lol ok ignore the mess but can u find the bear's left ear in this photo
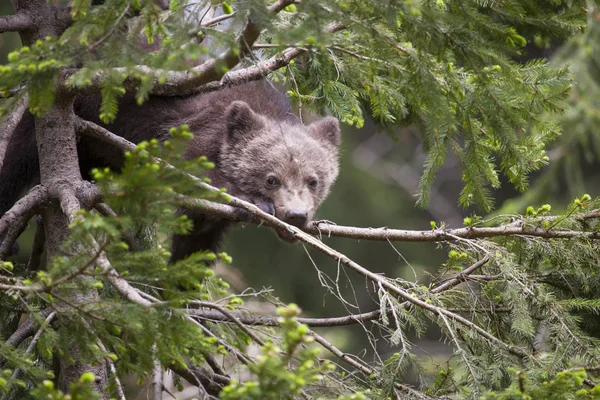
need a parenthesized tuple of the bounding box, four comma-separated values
(308, 117, 341, 149)
(226, 101, 265, 142)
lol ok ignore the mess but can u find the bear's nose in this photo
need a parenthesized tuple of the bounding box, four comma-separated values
(285, 210, 308, 227)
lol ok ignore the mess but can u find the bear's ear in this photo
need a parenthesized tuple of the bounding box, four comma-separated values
(226, 101, 264, 141)
(307, 117, 341, 149)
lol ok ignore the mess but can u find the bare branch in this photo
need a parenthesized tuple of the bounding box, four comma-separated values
(0, 186, 49, 260)
(188, 307, 381, 327)
(308, 219, 600, 242)
(0, 186, 48, 240)
(0, 13, 33, 34)
(188, 301, 265, 346)
(0, 95, 28, 173)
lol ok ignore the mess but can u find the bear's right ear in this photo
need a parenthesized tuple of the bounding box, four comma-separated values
(307, 117, 341, 149)
(226, 101, 265, 141)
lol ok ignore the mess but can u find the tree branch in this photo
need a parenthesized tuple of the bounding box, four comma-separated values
(0, 13, 33, 34)
(97, 340, 126, 400)
(0, 312, 56, 400)
(168, 364, 228, 397)
(0, 186, 48, 244)
(63, 0, 301, 96)
(0, 186, 49, 260)
(187, 301, 265, 346)
(309, 330, 431, 399)
(0, 95, 28, 173)
(3, 309, 53, 349)
(188, 307, 381, 327)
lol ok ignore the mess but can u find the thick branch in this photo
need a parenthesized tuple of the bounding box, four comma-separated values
(0, 13, 33, 34)
(0, 186, 47, 239)
(0, 186, 49, 260)
(0, 95, 28, 172)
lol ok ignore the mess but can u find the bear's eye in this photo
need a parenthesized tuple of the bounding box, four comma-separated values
(266, 176, 280, 188)
(308, 178, 318, 188)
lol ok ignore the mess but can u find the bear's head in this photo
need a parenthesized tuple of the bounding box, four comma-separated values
(220, 101, 341, 242)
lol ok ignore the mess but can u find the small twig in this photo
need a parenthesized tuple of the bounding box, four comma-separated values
(309, 330, 431, 399)
(200, 11, 237, 27)
(186, 301, 265, 345)
(431, 256, 490, 294)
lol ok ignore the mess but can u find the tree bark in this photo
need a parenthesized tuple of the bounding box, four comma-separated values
(11, 0, 108, 397)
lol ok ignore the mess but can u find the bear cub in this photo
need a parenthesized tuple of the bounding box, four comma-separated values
(0, 81, 341, 261)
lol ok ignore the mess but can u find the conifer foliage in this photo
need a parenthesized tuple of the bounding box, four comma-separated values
(1, 0, 599, 399)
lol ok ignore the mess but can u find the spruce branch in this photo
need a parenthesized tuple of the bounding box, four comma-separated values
(0, 13, 33, 34)
(2, 309, 54, 350)
(0, 312, 56, 400)
(309, 330, 429, 399)
(62, 0, 301, 97)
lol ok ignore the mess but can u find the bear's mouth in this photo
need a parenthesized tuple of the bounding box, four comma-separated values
(276, 227, 298, 244)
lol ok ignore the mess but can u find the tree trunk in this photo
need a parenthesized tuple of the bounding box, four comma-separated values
(11, 1, 108, 397)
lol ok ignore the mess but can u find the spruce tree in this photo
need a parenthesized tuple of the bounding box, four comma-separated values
(1, 1, 599, 399)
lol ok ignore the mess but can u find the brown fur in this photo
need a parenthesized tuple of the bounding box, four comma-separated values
(0, 81, 341, 260)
